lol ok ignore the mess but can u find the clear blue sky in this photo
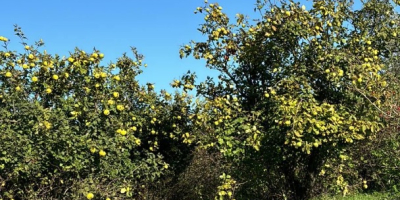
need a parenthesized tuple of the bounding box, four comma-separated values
(1, 0, 315, 93)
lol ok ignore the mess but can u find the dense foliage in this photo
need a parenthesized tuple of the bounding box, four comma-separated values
(0, 27, 197, 199)
(1, 0, 400, 199)
(180, 0, 400, 199)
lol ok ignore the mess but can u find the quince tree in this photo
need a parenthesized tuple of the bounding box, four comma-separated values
(181, 0, 399, 199)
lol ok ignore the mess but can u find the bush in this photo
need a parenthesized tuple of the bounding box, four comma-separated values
(0, 27, 194, 199)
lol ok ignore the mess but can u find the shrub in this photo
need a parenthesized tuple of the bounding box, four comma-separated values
(0, 27, 194, 199)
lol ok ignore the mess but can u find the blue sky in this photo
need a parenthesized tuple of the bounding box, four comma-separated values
(1, 0, 264, 92)
(3, 0, 383, 93)
(1, 0, 328, 93)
